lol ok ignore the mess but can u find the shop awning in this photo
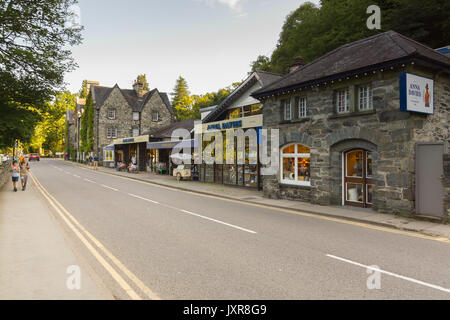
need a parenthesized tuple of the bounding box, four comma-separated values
(146, 139, 196, 150)
(104, 144, 115, 151)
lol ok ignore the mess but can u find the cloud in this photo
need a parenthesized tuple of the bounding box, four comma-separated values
(195, 0, 245, 13)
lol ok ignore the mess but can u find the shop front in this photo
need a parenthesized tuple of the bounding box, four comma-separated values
(197, 70, 282, 190)
(252, 31, 450, 219)
(196, 115, 263, 189)
(113, 135, 149, 171)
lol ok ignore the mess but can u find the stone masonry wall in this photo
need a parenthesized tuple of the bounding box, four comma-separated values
(443, 154, 450, 222)
(140, 91, 173, 133)
(95, 87, 133, 158)
(262, 67, 449, 217)
(0, 161, 12, 189)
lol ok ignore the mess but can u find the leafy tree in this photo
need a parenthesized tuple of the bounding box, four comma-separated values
(251, 0, 449, 75)
(136, 74, 150, 91)
(0, 0, 83, 148)
(80, 92, 93, 152)
(28, 91, 76, 154)
(171, 76, 190, 110)
(249, 55, 271, 74)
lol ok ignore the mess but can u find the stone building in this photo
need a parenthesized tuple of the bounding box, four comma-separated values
(90, 81, 174, 163)
(252, 31, 449, 220)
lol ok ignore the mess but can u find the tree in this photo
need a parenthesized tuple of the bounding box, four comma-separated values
(249, 55, 271, 74)
(80, 92, 94, 152)
(171, 76, 190, 110)
(250, 0, 449, 75)
(0, 0, 83, 148)
(28, 91, 76, 154)
(136, 74, 150, 91)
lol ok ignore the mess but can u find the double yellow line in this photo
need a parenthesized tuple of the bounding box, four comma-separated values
(29, 171, 160, 300)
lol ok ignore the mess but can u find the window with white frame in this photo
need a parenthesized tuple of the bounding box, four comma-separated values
(133, 112, 140, 121)
(132, 127, 139, 137)
(152, 111, 159, 122)
(297, 97, 307, 118)
(107, 109, 116, 119)
(280, 143, 311, 186)
(107, 127, 118, 139)
(358, 85, 373, 111)
(335, 88, 350, 113)
(282, 99, 292, 120)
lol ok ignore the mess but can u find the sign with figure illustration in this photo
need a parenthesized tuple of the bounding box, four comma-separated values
(400, 72, 434, 114)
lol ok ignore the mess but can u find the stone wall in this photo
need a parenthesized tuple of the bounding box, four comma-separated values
(95, 87, 132, 158)
(443, 154, 450, 222)
(141, 91, 173, 133)
(0, 161, 11, 189)
(262, 67, 449, 217)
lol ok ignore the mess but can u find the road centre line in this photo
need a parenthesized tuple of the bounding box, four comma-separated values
(84, 178, 96, 183)
(65, 161, 450, 244)
(127, 193, 159, 204)
(101, 184, 119, 192)
(29, 172, 144, 300)
(126, 192, 256, 234)
(326, 254, 450, 294)
(73, 174, 80, 178)
(180, 210, 257, 234)
(31, 174, 161, 300)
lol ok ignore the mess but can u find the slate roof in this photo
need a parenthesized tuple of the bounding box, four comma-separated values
(90, 85, 173, 114)
(202, 70, 282, 123)
(144, 119, 195, 138)
(253, 31, 450, 98)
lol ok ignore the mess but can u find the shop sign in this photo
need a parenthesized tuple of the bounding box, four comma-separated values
(400, 72, 434, 114)
(207, 120, 242, 131)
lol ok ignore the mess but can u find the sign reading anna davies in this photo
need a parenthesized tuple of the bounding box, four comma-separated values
(400, 72, 434, 114)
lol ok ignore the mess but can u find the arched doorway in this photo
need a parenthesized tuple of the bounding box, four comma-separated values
(344, 149, 373, 207)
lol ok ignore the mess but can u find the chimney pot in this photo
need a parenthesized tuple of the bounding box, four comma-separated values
(289, 56, 305, 73)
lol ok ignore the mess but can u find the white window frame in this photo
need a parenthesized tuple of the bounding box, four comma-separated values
(133, 112, 140, 121)
(358, 85, 373, 111)
(132, 127, 139, 137)
(283, 99, 292, 120)
(280, 143, 311, 186)
(107, 127, 118, 139)
(152, 111, 159, 122)
(107, 109, 116, 119)
(298, 97, 307, 118)
(336, 88, 350, 114)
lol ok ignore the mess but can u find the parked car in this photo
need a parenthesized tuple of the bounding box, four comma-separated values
(29, 153, 40, 161)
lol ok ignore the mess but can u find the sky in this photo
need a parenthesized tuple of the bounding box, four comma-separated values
(65, 0, 321, 96)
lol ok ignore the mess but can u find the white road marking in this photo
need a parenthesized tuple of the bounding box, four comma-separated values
(64, 171, 71, 175)
(73, 174, 80, 178)
(29, 172, 145, 300)
(127, 193, 159, 204)
(84, 178, 96, 183)
(326, 254, 450, 294)
(101, 184, 118, 192)
(180, 209, 257, 234)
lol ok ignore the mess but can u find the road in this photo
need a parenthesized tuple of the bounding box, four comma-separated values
(29, 159, 450, 299)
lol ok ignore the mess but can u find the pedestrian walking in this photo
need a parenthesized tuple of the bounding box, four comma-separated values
(93, 154, 99, 170)
(19, 160, 30, 191)
(11, 160, 20, 192)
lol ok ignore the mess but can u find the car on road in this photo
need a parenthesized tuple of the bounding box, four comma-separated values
(29, 153, 40, 161)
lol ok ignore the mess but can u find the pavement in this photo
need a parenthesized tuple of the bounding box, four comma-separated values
(19, 159, 449, 299)
(70, 160, 450, 239)
(0, 172, 112, 300)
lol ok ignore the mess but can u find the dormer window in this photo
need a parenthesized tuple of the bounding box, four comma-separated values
(152, 111, 159, 122)
(133, 112, 140, 121)
(107, 109, 116, 119)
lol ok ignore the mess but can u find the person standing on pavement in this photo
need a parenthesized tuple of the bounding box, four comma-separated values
(11, 160, 20, 192)
(19, 160, 30, 191)
(93, 154, 99, 170)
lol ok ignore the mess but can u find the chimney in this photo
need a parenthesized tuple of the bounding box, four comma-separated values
(289, 56, 305, 73)
(133, 80, 145, 97)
